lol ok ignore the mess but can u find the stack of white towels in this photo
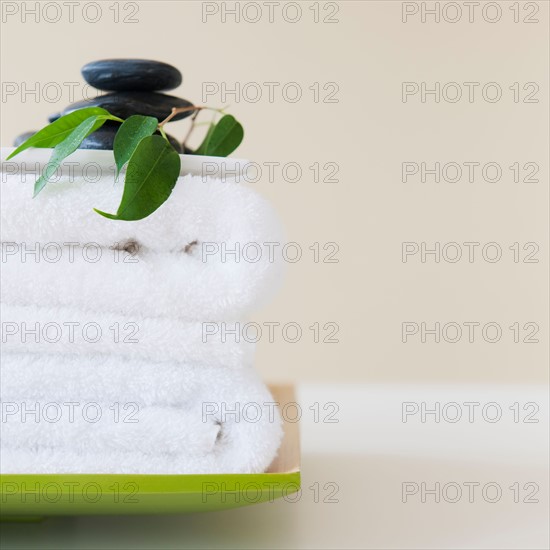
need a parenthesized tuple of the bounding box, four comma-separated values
(0, 161, 284, 474)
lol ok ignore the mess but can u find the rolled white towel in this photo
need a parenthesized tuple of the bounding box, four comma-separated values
(2, 402, 219, 455)
(1, 304, 253, 368)
(0, 445, 279, 475)
(0, 168, 282, 254)
(0, 353, 260, 408)
(0, 361, 283, 474)
(1, 245, 281, 321)
(1, 171, 284, 319)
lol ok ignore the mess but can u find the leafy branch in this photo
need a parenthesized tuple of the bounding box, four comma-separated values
(7, 105, 244, 221)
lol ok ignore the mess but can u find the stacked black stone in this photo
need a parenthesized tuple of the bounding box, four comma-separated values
(14, 59, 194, 153)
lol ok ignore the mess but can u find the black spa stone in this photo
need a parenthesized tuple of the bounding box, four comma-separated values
(13, 131, 36, 147)
(78, 123, 119, 150)
(48, 112, 61, 123)
(62, 92, 195, 122)
(167, 135, 183, 153)
(78, 122, 183, 153)
(81, 59, 182, 92)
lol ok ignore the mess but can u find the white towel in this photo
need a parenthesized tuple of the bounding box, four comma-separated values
(0, 446, 279, 475)
(1, 304, 253, 368)
(1, 172, 284, 319)
(1, 170, 282, 254)
(1, 245, 279, 321)
(0, 356, 283, 474)
(0, 353, 258, 407)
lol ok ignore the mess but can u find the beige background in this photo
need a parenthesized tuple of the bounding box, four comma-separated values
(1, 0, 548, 384)
(1, 3, 548, 549)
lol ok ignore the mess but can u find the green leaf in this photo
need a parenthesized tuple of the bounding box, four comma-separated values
(194, 122, 216, 156)
(113, 115, 159, 178)
(94, 135, 180, 221)
(7, 108, 116, 159)
(33, 116, 107, 197)
(201, 114, 244, 157)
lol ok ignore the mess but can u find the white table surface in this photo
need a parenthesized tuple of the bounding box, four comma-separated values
(1, 384, 548, 550)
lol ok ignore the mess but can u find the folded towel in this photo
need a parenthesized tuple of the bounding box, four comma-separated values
(1, 171, 282, 253)
(1, 446, 279, 475)
(0, 157, 286, 475)
(1, 304, 253, 368)
(1, 172, 284, 319)
(0, 353, 261, 408)
(1, 245, 279, 321)
(0, 360, 283, 474)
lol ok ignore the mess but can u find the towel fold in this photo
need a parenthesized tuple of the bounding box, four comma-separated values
(2, 402, 220, 456)
(1, 172, 283, 253)
(1, 304, 253, 368)
(1, 245, 279, 321)
(1, 173, 284, 319)
(0, 446, 279, 475)
(0, 358, 283, 474)
(0, 353, 261, 407)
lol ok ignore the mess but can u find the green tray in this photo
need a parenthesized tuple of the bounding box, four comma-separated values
(0, 386, 300, 520)
(0, 471, 301, 519)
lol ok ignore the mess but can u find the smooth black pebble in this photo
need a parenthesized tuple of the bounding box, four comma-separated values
(81, 59, 182, 92)
(78, 123, 119, 150)
(13, 131, 36, 147)
(48, 112, 61, 123)
(78, 122, 182, 153)
(166, 135, 183, 153)
(63, 92, 195, 122)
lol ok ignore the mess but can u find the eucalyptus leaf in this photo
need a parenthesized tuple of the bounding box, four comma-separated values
(94, 135, 180, 221)
(7, 108, 116, 159)
(33, 116, 108, 197)
(201, 114, 244, 157)
(113, 115, 159, 178)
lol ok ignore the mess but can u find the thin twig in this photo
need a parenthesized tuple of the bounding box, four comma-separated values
(158, 105, 227, 128)
(158, 106, 203, 128)
(181, 110, 200, 151)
